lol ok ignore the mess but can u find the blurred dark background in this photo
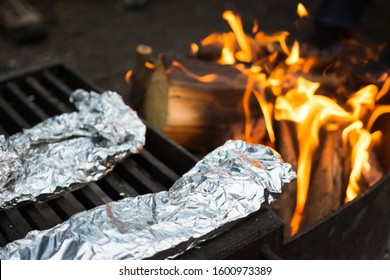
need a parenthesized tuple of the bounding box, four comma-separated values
(0, 0, 389, 96)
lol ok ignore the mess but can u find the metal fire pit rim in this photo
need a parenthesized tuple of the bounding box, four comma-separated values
(284, 171, 390, 245)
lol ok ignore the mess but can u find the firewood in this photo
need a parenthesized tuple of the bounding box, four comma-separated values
(370, 114, 390, 171)
(142, 53, 261, 151)
(128, 44, 154, 110)
(362, 147, 384, 187)
(303, 73, 339, 94)
(341, 129, 352, 204)
(270, 120, 298, 237)
(300, 128, 344, 230)
(342, 130, 383, 202)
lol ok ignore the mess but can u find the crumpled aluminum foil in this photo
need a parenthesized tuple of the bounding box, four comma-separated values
(0, 89, 146, 209)
(0, 140, 296, 260)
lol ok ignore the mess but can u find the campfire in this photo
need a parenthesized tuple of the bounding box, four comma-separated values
(129, 3, 390, 237)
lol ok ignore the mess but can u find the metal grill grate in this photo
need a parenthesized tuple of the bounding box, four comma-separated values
(0, 61, 199, 246)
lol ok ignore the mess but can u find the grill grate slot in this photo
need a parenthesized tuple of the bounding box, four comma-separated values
(41, 70, 74, 98)
(72, 187, 108, 210)
(18, 205, 61, 230)
(0, 95, 31, 131)
(144, 128, 198, 175)
(22, 77, 71, 116)
(5, 82, 49, 122)
(132, 150, 180, 187)
(95, 175, 140, 200)
(46, 193, 87, 221)
(115, 161, 168, 195)
(0, 212, 23, 242)
(88, 183, 113, 204)
(5, 209, 33, 235)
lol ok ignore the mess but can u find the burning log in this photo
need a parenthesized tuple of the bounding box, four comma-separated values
(300, 128, 345, 230)
(294, 119, 384, 231)
(141, 53, 261, 151)
(373, 114, 390, 172)
(362, 146, 384, 187)
(270, 120, 298, 237)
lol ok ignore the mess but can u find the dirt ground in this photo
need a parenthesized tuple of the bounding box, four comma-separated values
(0, 0, 388, 95)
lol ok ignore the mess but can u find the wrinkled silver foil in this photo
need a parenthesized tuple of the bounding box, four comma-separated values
(0, 89, 146, 209)
(0, 140, 295, 260)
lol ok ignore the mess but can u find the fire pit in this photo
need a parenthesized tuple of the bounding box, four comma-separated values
(0, 60, 389, 259)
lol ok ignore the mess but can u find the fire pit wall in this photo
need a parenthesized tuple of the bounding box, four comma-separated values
(281, 113, 390, 259)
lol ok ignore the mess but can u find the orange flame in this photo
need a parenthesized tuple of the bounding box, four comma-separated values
(185, 8, 390, 235)
(297, 3, 309, 18)
(367, 105, 390, 132)
(343, 122, 371, 202)
(191, 43, 199, 56)
(145, 61, 156, 69)
(170, 60, 218, 83)
(222, 10, 253, 63)
(125, 70, 133, 83)
(286, 41, 303, 65)
(252, 20, 259, 34)
(255, 31, 290, 55)
(219, 33, 237, 65)
(376, 77, 390, 101)
(275, 77, 357, 234)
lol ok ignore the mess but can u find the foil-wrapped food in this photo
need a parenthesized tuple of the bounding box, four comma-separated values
(0, 140, 296, 260)
(0, 89, 146, 209)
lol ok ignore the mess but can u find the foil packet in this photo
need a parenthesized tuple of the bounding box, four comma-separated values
(0, 140, 296, 260)
(0, 89, 146, 209)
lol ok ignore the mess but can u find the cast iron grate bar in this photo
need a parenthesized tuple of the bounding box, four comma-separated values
(5, 82, 50, 121)
(0, 212, 21, 242)
(0, 95, 31, 130)
(5, 209, 33, 235)
(42, 70, 74, 97)
(95, 175, 140, 200)
(25, 76, 73, 113)
(17, 205, 58, 231)
(46, 193, 86, 221)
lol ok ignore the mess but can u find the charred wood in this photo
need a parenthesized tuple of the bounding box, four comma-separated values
(300, 128, 344, 230)
(270, 120, 298, 237)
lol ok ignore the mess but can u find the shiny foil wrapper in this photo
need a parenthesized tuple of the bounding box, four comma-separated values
(0, 140, 296, 260)
(0, 89, 146, 209)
